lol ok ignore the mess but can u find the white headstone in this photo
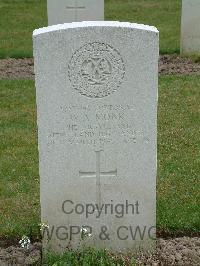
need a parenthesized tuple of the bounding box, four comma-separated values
(47, 0, 104, 26)
(33, 21, 159, 253)
(181, 0, 200, 55)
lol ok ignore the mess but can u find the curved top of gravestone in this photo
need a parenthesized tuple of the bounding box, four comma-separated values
(33, 21, 158, 37)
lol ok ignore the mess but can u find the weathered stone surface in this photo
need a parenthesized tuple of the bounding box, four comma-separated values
(181, 0, 200, 55)
(47, 0, 104, 25)
(33, 21, 158, 253)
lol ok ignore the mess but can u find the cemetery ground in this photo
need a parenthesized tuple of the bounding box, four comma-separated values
(0, 0, 199, 265)
(0, 77, 199, 265)
(0, 0, 181, 58)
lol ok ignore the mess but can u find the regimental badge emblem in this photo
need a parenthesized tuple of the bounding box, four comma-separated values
(68, 42, 125, 98)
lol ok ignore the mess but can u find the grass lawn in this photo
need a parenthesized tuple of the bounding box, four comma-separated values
(43, 248, 137, 266)
(157, 76, 200, 233)
(0, 80, 39, 237)
(0, 0, 181, 58)
(0, 76, 199, 239)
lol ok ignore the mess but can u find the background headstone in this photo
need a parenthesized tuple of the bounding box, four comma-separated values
(181, 0, 200, 55)
(33, 21, 159, 253)
(47, 0, 104, 26)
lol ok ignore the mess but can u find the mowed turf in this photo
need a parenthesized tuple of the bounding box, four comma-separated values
(0, 0, 181, 58)
(0, 76, 199, 238)
(157, 76, 200, 233)
(0, 80, 39, 237)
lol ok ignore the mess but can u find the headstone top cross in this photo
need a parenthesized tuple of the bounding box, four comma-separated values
(66, 1, 86, 21)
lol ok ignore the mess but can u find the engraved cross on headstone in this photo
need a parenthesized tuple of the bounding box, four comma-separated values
(79, 150, 117, 206)
(66, 0, 86, 22)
